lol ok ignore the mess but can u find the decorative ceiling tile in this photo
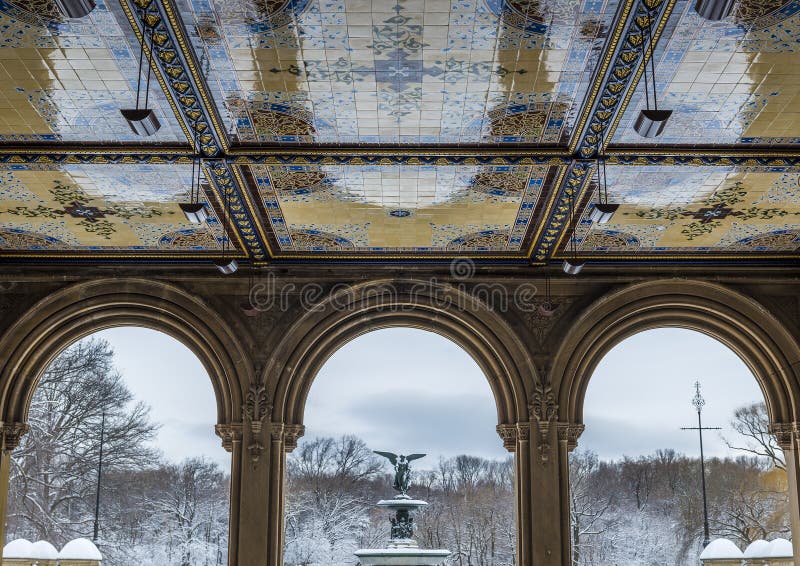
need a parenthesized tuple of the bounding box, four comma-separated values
(180, 0, 619, 144)
(247, 163, 550, 253)
(613, 0, 800, 145)
(0, 163, 231, 253)
(573, 166, 800, 255)
(0, 0, 184, 143)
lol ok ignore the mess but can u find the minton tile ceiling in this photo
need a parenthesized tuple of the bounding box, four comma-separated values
(247, 163, 549, 253)
(0, 163, 232, 254)
(0, 0, 799, 264)
(613, 0, 800, 145)
(571, 166, 800, 256)
(182, 0, 618, 144)
(0, 1, 184, 143)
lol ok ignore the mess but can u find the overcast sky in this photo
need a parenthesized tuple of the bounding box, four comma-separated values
(93, 325, 764, 470)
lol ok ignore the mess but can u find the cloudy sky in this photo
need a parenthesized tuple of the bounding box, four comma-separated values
(94, 325, 764, 470)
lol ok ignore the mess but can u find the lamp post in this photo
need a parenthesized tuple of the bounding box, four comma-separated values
(93, 410, 105, 542)
(681, 382, 720, 548)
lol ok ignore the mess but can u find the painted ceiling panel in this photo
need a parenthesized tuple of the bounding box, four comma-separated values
(613, 0, 800, 145)
(181, 0, 618, 145)
(248, 163, 550, 253)
(0, 0, 184, 143)
(573, 165, 800, 255)
(0, 163, 229, 253)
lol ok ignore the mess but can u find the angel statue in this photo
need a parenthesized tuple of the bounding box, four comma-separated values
(374, 451, 426, 496)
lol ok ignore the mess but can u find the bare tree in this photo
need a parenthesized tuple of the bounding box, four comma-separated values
(569, 450, 614, 566)
(724, 402, 785, 470)
(6, 337, 159, 546)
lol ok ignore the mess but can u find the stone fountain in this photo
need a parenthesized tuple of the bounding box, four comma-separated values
(354, 452, 450, 566)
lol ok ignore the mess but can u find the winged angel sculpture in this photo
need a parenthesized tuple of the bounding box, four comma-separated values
(374, 451, 426, 496)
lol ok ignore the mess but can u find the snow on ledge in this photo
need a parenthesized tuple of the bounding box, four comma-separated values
(769, 538, 794, 558)
(59, 538, 103, 560)
(3, 538, 33, 558)
(699, 538, 743, 560)
(31, 540, 59, 560)
(743, 539, 772, 558)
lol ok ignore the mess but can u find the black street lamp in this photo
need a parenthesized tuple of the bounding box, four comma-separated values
(681, 382, 721, 548)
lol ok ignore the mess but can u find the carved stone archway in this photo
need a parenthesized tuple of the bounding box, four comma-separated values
(261, 279, 538, 565)
(268, 279, 534, 430)
(0, 278, 250, 562)
(549, 278, 800, 560)
(551, 279, 800, 427)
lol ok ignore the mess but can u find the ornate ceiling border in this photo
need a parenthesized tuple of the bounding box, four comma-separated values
(532, 0, 677, 263)
(121, 0, 226, 156)
(204, 161, 269, 262)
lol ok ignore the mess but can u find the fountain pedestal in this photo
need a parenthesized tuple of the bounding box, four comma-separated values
(354, 496, 450, 566)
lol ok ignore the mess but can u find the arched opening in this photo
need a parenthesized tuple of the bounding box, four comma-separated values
(284, 327, 516, 566)
(569, 328, 790, 564)
(0, 278, 248, 565)
(4, 326, 232, 565)
(551, 280, 800, 566)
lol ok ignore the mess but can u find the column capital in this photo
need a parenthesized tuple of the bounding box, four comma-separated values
(496, 424, 518, 452)
(283, 424, 305, 452)
(555, 422, 585, 452)
(769, 421, 799, 450)
(215, 422, 243, 453)
(1, 422, 28, 452)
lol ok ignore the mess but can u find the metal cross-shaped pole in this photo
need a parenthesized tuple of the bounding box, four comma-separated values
(93, 410, 106, 542)
(681, 382, 721, 548)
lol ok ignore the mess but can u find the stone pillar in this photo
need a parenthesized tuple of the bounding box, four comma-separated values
(215, 423, 243, 566)
(556, 423, 585, 566)
(0, 423, 27, 548)
(771, 422, 800, 560)
(516, 423, 532, 566)
(527, 381, 570, 566)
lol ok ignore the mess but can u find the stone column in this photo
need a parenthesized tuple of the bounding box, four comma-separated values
(516, 423, 532, 566)
(215, 423, 243, 566)
(772, 422, 800, 558)
(526, 381, 574, 566)
(556, 423, 585, 566)
(0, 423, 28, 547)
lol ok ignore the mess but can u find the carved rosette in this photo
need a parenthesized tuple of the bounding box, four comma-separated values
(215, 422, 243, 452)
(496, 424, 518, 451)
(529, 378, 558, 465)
(769, 422, 796, 450)
(556, 422, 585, 452)
(1, 422, 29, 451)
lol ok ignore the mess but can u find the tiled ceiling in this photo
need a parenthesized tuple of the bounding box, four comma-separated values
(0, 0, 798, 265)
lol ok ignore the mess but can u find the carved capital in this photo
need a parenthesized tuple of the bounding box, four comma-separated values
(1, 422, 29, 451)
(770, 422, 796, 450)
(516, 422, 530, 441)
(270, 423, 285, 441)
(556, 422, 585, 452)
(243, 381, 272, 435)
(215, 422, 243, 453)
(284, 424, 305, 452)
(496, 424, 517, 452)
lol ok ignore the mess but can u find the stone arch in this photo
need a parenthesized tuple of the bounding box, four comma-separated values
(0, 278, 248, 428)
(552, 279, 800, 429)
(266, 279, 534, 439)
